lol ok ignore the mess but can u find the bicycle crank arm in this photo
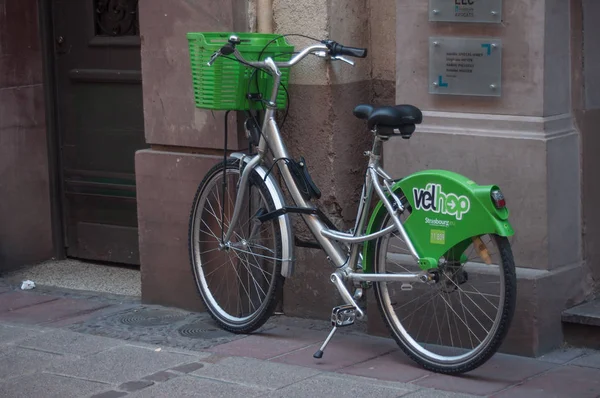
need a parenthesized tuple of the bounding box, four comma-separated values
(348, 272, 431, 283)
(330, 272, 364, 319)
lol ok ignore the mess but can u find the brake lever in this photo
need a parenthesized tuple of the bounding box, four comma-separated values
(331, 56, 355, 66)
(207, 51, 221, 67)
(313, 51, 354, 66)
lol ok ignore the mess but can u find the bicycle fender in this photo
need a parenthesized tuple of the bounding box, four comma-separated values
(363, 170, 514, 273)
(230, 153, 295, 278)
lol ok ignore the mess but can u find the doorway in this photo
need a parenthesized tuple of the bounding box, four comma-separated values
(52, 0, 148, 265)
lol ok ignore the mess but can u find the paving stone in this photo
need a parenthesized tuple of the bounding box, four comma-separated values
(403, 390, 481, 398)
(0, 292, 58, 313)
(0, 324, 43, 345)
(0, 297, 111, 325)
(339, 350, 431, 383)
(493, 365, 600, 398)
(119, 380, 154, 392)
(50, 345, 210, 384)
(17, 329, 123, 356)
(119, 342, 214, 360)
(536, 347, 588, 364)
(170, 362, 204, 373)
(570, 351, 600, 369)
(91, 391, 128, 398)
(0, 347, 71, 381)
(270, 332, 398, 371)
(414, 354, 556, 396)
(198, 352, 230, 364)
(0, 373, 108, 398)
(44, 304, 122, 328)
(192, 356, 321, 390)
(208, 325, 324, 359)
(267, 373, 416, 398)
(143, 371, 179, 383)
(127, 374, 265, 397)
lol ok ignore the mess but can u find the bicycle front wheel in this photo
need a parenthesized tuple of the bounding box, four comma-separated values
(373, 198, 516, 374)
(188, 159, 284, 333)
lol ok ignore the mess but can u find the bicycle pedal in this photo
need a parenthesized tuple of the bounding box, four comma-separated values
(331, 304, 356, 327)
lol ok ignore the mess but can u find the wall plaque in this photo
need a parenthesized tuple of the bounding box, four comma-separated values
(428, 37, 502, 97)
(429, 0, 502, 23)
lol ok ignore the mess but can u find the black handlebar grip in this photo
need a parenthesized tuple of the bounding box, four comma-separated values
(220, 43, 235, 56)
(323, 40, 368, 58)
(337, 45, 367, 58)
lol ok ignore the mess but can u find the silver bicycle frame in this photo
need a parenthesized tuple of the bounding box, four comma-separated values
(220, 44, 424, 284)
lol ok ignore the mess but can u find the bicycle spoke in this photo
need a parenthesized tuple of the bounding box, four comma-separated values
(400, 290, 440, 321)
(229, 248, 268, 298)
(442, 289, 455, 347)
(444, 277, 495, 323)
(228, 246, 282, 262)
(227, 254, 257, 313)
(461, 284, 499, 310)
(203, 259, 230, 278)
(438, 293, 483, 344)
(459, 289, 475, 349)
(386, 256, 414, 273)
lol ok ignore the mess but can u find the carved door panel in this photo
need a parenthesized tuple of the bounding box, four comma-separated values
(53, 0, 148, 264)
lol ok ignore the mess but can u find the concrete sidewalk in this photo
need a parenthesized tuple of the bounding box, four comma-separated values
(1, 281, 599, 398)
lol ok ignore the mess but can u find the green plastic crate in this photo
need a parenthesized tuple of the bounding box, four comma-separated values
(187, 32, 295, 111)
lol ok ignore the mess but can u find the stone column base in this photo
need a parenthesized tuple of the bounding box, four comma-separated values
(135, 149, 222, 311)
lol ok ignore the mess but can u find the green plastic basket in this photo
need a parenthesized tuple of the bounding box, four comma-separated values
(187, 32, 295, 111)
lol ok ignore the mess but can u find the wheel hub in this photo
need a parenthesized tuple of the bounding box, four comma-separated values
(438, 263, 469, 293)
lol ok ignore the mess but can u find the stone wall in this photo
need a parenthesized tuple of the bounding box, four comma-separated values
(136, 0, 246, 309)
(372, 0, 590, 356)
(0, 0, 53, 273)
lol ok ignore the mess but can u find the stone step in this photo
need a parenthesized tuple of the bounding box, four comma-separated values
(562, 298, 600, 350)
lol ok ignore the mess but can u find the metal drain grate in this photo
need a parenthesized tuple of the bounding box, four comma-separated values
(118, 308, 188, 327)
(178, 321, 230, 339)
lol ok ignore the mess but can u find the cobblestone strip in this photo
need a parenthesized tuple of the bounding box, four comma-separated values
(90, 361, 212, 397)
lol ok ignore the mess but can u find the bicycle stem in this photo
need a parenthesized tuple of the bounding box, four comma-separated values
(263, 58, 281, 108)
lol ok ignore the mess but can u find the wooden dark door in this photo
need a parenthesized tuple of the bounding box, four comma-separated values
(53, 0, 148, 265)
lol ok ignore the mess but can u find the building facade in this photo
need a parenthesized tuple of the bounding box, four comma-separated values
(1, 0, 598, 356)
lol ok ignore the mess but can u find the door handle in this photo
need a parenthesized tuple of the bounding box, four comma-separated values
(56, 36, 68, 54)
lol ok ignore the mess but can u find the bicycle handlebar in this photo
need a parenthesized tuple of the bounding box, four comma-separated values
(205, 35, 368, 107)
(207, 36, 368, 71)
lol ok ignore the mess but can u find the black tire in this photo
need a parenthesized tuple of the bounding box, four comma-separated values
(372, 204, 516, 374)
(188, 158, 284, 334)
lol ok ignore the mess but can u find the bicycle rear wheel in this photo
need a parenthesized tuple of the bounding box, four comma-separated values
(188, 159, 284, 333)
(372, 194, 516, 374)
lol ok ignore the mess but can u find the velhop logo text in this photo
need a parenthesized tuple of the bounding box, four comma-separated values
(413, 183, 471, 220)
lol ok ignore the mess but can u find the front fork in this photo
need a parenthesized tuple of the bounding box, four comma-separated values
(221, 153, 262, 244)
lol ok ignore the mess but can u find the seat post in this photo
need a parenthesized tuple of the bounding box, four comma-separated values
(371, 133, 385, 158)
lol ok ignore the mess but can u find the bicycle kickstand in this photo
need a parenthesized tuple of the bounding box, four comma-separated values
(313, 304, 357, 358)
(314, 271, 365, 358)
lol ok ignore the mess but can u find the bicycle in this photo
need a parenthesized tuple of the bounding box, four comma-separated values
(187, 33, 516, 375)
